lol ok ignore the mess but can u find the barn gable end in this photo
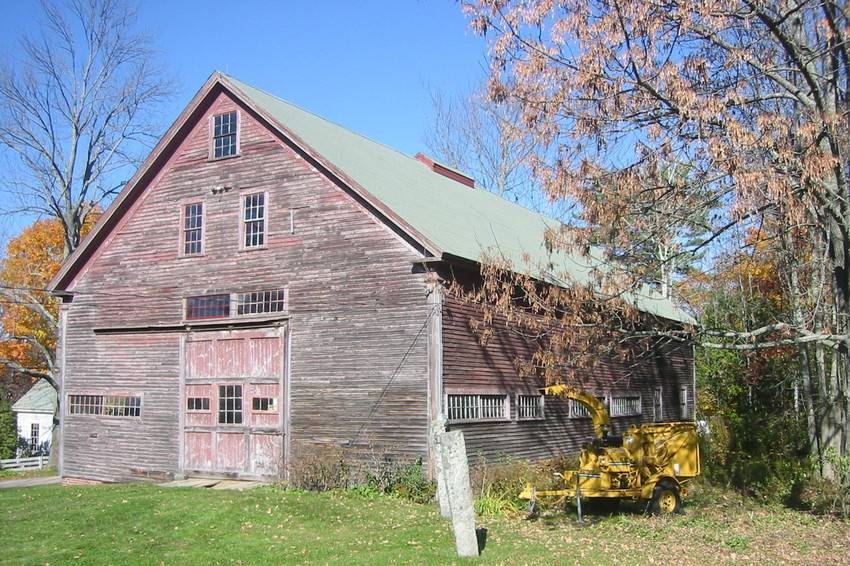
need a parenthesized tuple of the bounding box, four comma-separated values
(57, 81, 434, 482)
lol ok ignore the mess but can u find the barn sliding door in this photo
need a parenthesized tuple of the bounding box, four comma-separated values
(182, 328, 286, 478)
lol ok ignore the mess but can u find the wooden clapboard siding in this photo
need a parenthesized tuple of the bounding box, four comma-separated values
(61, 89, 431, 481)
(441, 295, 694, 462)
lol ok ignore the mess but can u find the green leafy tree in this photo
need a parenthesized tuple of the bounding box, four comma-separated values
(0, 398, 17, 460)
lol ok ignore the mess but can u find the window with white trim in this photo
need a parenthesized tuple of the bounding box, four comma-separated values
(218, 385, 243, 424)
(569, 396, 607, 419)
(29, 423, 39, 451)
(182, 202, 204, 255)
(447, 394, 508, 422)
(242, 192, 266, 248)
(609, 394, 642, 417)
(680, 386, 689, 419)
(212, 111, 238, 158)
(517, 394, 545, 420)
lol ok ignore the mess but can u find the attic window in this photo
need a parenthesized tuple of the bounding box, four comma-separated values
(213, 111, 238, 158)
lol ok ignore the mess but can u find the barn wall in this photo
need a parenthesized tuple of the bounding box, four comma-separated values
(441, 295, 695, 462)
(61, 88, 431, 481)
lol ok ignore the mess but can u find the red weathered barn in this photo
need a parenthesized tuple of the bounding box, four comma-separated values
(48, 73, 694, 482)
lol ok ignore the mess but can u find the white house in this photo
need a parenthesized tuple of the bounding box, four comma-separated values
(12, 380, 57, 455)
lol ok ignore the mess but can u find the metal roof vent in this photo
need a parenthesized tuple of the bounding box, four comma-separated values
(415, 153, 475, 188)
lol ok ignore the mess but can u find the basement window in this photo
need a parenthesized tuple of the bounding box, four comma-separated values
(186, 294, 231, 320)
(447, 393, 508, 422)
(212, 111, 238, 158)
(569, 396, 607, 419)
(68, 394, 141, 417)
(252, 397, 277, 412)
(609, 395, 642, 417)
(104, 395, 142, 417)
(187, 397, 211, 412)
(218, 385, 243, 424)
(516, 394, 545, 420)
(69, 395, 104, 415)
(182, 202, 204, 255)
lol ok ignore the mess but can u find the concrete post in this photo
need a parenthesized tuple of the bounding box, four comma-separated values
(438, 430, 479, 558)
(430, 419, 451, 518)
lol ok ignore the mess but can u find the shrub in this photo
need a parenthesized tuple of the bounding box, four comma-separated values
(469, 454, 568, 516)
(365, 456, 435, 504)
(0, 399, 16, 460)
(287, 443, 351, 491)
(788, 449, 850, 517)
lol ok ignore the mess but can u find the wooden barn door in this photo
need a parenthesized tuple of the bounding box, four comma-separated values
(182, 327, 286, 478)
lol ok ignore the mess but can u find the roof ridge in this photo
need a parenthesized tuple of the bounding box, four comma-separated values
(221, 73, 426, 166)
(221, 73, 571, 228)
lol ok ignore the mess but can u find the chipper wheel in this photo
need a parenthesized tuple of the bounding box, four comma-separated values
(649, 480, 682, 515)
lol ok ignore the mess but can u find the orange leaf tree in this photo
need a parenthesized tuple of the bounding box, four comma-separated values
(0, 214, 99, 387)
(463, 1, 850, 474)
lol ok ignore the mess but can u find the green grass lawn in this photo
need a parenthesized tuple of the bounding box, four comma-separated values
(0, 467, 57, 480)
(0, 482, 847, 565)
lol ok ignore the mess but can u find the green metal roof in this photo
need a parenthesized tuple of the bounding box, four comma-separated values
(12, 379, 57, 414)
(225, 75, 694, 324)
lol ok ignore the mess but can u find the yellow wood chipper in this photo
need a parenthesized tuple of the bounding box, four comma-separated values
(519, 385, 700, 516)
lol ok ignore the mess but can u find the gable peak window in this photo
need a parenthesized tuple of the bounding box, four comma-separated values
(213, 111, 238, 158)
(242, 192, 267, 248)
(182, 202, 204, 255)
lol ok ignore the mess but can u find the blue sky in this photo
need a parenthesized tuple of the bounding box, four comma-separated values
(0, 0, 488, 241)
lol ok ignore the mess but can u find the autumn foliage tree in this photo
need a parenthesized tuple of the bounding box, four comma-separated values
(0, 215, 98, 388)
(462, 0, 850, 475)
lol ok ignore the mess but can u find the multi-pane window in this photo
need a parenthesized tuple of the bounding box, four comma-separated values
(237, 289, 286, 315)
(104, 395, 142, 417)
(252, 397, 277, 412)
(187, 397, 210, 412)
(243, 193, 266, 248)
(680, 386, 689, 419)
(182, 203, 203, 255)
(29, 423, 39, 452)
(218, 385, 243, 424)
(68, 394, 141, 417)
(213, 111, 238, 158)
(185, 290, 288, 321)
(186, 294, 231, 320)
(517, 394, 545, 420)
(69, 394, 104, 415)
(569, 396, 607, 419)
(609, 395, 642, 417)
(446, 394, 507, 422)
